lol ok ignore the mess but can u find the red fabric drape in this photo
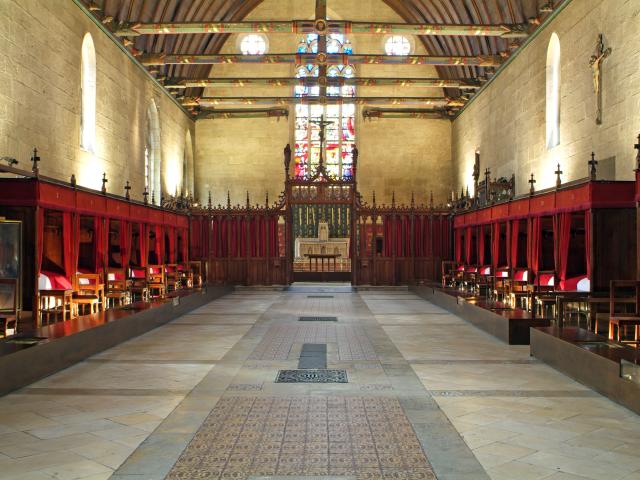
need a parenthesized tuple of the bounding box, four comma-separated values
(120, 221, 131, 268)
(404, 216, 411, 257)
(557, 213, 572, 282)
(423, 216, 432, 257)
(182, 228, 188, 263)
(168, 227, 176, 263)
(94, 217, 105, 272)
(240, 218, 248, 257)
(414, 216, 422, 257)
(62, 212, 74, 280)
(269, 217, 279, 257)
(455, 228, 462, 263)
(383, 216, 392, 257)
(465, 226, 472, 264)
(154, 225, 163, 264)
(139, 223, 148, 267)
(396, 217, 403, 256)
(528, 217, 541, 274)
(492, 222, 501, 269)
(434, 217, 442, 258)
(190, 217, 201, 259)
(478, 226, 485, 266)
(220, 218, 227, 257)
(258, 217, 266, 257)
(585, 211, 591, 279)
(36, 209, 44, 274)
(510, 220, 520, 269)
(230, 219, 238, 257)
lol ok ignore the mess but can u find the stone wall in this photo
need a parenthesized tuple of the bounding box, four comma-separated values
(195, 0, 453, 207)
(452, 0, 640, 195)
(0, 0, 194, 202)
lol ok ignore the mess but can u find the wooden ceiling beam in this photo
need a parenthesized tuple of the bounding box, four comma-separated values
(114, 20, 528, 38)
(165, 77, 482, 89)
(181, 96, 465, 108)
(140, 53, 503, 67)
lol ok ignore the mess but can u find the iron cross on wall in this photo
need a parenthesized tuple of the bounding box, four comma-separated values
(589, 33, 612, 125)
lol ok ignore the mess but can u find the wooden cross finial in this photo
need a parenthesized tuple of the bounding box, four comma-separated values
(411, 191, 415, 207)
(208, 191, 212, 209)
(588, 152, 598, 180)
(227, 190, 231, 209)
(283, 144, 291, 178)
(31, 147, 40, 176)
(101, 172, 108, 194)
(430, 190, 434, 209)
(634, 133, 640, 172)
(554, 163, 563, 188)
(372, 191, 376, 207)
(265, 191, 269, 207)
(143, 187, 149, 205)
(70, 174, 76, 188)
(246, 190, 250, 208)
(529, 173, 536, 195)
(124, 180, 131, 200)
(465, 186, 469, 198)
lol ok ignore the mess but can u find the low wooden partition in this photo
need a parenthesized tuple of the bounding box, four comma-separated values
(0, 286, 231, 396)
(411, 284, 550, 344)
(531, 327, 640, 414)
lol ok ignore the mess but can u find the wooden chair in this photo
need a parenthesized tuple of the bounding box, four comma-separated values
(0, 279, 19, 337)
(147, 265, 165, 298)
(164, 264, 181, 292)
(178, 263, 193, 288)
(72, 273, 103, 315)
(190, 261, 203, 287)
(38, 272, 74, 324)
(441, 261, 459, 288)
(609, 280, 640, 343)
(531, 271, 557, 318)
(493, 266, 510, 302)
(129, 267, 149, 302)
(508, 269, 530, 308)
(476, 266, 492, 297)
(106, 268, 131, 308)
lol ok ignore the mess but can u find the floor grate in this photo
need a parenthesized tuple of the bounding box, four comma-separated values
(275, 369, 348, 383)
(307, 295, 334, 298)
(298, 316, 338, 322)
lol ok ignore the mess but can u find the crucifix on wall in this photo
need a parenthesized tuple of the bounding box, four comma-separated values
(589, 33, 612, 125)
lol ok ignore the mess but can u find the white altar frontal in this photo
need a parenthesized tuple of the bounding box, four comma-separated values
(294, 222, 350, 259)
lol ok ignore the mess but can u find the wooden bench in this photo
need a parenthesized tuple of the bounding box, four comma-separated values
(609, 280, 640, 343)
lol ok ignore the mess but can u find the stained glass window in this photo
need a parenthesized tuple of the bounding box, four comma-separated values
(294, 34, 355, 178)
(240, 34, 267, 55)
(384, 35, 411, 56)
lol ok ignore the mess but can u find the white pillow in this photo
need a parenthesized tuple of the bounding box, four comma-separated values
(38, 273, 52, 290)
(577, 277, 590, 292)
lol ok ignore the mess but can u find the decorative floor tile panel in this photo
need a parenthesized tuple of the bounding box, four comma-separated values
(165, 396, 436, 480)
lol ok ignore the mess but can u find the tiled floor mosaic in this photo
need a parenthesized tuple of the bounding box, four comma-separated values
(249, 324, 377, 361)
(165, 396, 436, 480)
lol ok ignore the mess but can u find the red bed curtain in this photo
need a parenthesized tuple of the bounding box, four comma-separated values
(527, 217, 541, 274)
(62, 212, 74, 280)
(396, 217, 403, 256)
(455, 228, 462, 263)
(119, 221, 131, 269)
(510, 220, 519, 269)
(585, 211, 591, 279)
(190, 217, 201, 259)
(423, 216, 432, 257)
(168, 227, 176, 264)
(492, 222, 501, 269)
(139, 223, 148, 267)
(478, 226, 485, 266)
(181, 228, 189, 263)
(154, 225, 163, 264)
(36, 209, 44, 275)
(557, 213, 572, 283)
(269, 216, 279, 257)
(465, 226, 472, 265)
(94, 217, 106, 272)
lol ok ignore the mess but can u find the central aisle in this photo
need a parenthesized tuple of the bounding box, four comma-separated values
(113, 288, 486, 480)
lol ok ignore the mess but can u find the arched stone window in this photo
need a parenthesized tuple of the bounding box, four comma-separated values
(146, 100, 162, 204)
(183, 130, 195, 197)
(80, 33, 96, 152)
(546, 33, 561, 149)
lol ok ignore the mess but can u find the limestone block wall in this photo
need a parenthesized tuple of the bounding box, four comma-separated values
(194, 0, 453, 207)
(0, 0, 194, 202)
(452, 0, 640, 195)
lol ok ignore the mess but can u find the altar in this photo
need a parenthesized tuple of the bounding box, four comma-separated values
(294, 221, 350, 260)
